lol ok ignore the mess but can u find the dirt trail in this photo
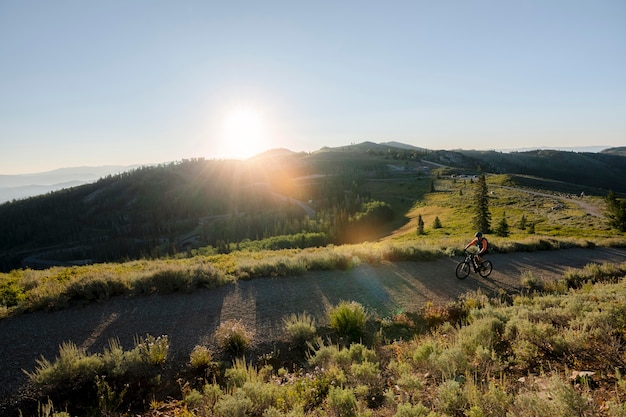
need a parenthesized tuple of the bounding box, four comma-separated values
(1, 247, 625, 408)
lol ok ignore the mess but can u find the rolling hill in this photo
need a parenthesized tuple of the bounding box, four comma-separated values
(0, 143, 624, 272)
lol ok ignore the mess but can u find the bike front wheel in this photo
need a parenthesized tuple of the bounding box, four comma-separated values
(478, 260, 493, 277)
(455, 261, 471, 279)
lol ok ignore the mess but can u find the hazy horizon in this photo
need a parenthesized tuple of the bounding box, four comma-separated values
(1, 1, 624, 175)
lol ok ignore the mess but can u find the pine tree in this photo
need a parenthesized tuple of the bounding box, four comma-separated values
(417, 214, 425, 235)
(472, 174, 491, 233)
(433, 216, 442, 229)
(495, 212, 509, 237)
(605, 191, 626, 232)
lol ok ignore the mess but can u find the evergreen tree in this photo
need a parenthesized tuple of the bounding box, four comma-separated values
(472, 174, 491, 233)
(417, 214, 425, 235)
(605, 191, 626, 232)
(433, 216, 442, 229)
(495, 212, 509, 237)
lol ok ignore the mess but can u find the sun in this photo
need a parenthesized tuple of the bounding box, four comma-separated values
(217, 106, 269, 159)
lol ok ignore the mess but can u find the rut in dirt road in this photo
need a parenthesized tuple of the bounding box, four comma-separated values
(1, 247, 625, 408)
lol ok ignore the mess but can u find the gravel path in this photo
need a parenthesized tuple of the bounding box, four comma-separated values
(1, 247, 625, 411)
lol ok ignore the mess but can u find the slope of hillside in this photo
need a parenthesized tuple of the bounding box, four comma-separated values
(0, 143, 623, 272)
(425, 149, 626, 194)
(602, 146, 626, 156)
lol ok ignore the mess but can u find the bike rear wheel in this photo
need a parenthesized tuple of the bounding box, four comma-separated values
(455, 261, 471, 279)
(478, 260, 493, 277)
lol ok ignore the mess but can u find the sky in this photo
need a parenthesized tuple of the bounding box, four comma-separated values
(1, 1, 625, 175)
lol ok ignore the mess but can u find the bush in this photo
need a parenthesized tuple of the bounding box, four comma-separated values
(214, 390, 253, 417)
(133, 269, 192, 294)
(225, 357, 259, 388)
(215, 320, 252, 356)
(283, 312, 317, 346)
(327, 301, 368, 341)
(327, 386, 357, 417)
(27, 334, 169, 414)
(394, 402, 430, 417)
(189, 345, 213, 369)
(436, 379, 467, 415)
(27, 341, 103, 391)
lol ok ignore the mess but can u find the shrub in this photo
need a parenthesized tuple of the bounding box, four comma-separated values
(184, 388, 205, 409)
(95, 375, 127, 415)
(225, 357, 258, 388)
(242, 381, 279, 416)
(327, 386, 357, 417)
(283, 312, 317, 346)
(189, 345, 214, 369)
(28, 334, 168, 412)
(327, 301, 368, 341)
(509, 375, 592, 417)
(134, 334, 169, 365)
(394, 402, 430, 417)
(214, 390, 253, 417)
(28, 341, 103, 390)
(436, 379, 467, 415)
(215, 319, 252, 356)
(35, 399, 72, 417)
(133, 269, 192, 294)
(350, 360, 380, 386)
(520, 270, 541, 291)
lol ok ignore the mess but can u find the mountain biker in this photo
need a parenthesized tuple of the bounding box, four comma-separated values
(464, 232, 488, 267)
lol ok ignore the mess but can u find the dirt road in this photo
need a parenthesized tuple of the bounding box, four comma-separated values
(1, 247, 625, 408)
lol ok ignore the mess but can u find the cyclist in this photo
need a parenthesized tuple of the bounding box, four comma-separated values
(464, 232, 488, 267)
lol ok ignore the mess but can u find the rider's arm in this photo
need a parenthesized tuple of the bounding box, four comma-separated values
(464, 237, 477, 250)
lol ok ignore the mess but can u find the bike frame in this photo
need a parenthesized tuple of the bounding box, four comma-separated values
(456, 250, 493, 279)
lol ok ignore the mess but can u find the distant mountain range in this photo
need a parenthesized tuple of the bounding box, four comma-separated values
(0, 165, 140, 203)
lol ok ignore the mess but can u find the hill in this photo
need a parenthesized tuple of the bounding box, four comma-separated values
(0, 150, 432, 271)
(424, 148, 626, 194)
(602, 146, 626, 156)
(0, 142, 624, 272)
(0, 165, 140, 204)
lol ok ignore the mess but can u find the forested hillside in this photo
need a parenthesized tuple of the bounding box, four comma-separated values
(0, 148, 431, 272)
(424, 149, 626, 194)
(1, 143, 624, 272)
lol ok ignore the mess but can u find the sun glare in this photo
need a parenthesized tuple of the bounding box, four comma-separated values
(218, 106, 269, 159)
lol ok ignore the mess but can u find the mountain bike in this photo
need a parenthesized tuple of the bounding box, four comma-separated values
(455, 250, 493, 279)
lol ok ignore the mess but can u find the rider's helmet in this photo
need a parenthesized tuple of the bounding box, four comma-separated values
(475, 231, 483, 238)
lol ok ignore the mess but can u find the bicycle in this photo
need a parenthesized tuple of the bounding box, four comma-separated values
(455, 250, 493, 279)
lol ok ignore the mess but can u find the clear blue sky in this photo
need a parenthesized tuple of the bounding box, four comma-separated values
(1, 1, 624, 174)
